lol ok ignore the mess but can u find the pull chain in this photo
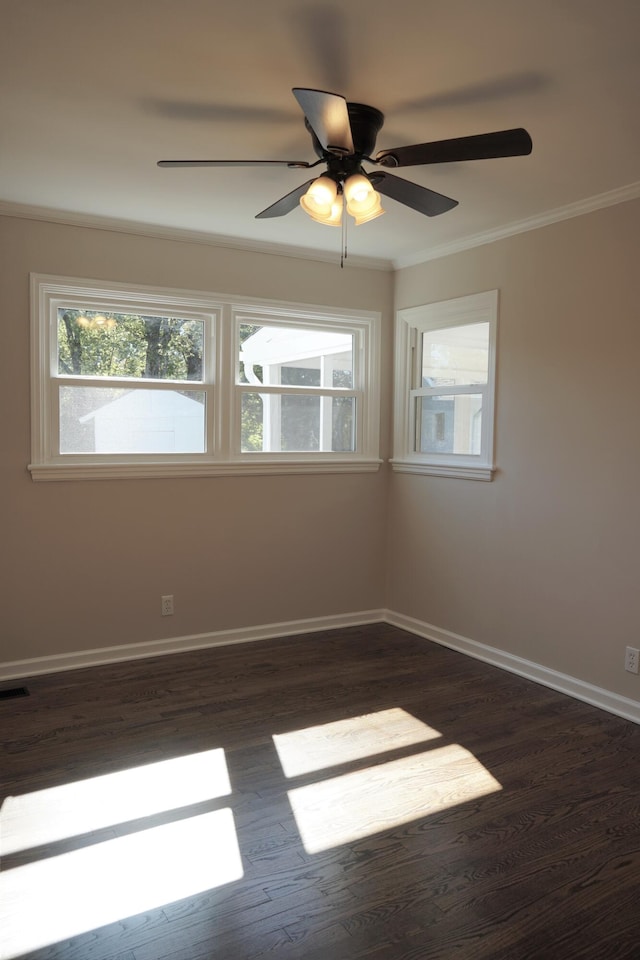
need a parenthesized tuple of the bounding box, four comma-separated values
(340, 198, 348, 269)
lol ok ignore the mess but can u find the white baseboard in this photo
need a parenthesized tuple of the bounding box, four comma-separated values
(385, 610, 640, 725)
(3, 608, 638, 726)
(0, 609, 387, 681)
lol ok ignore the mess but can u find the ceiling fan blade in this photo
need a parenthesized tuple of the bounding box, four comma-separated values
(157, 159, 313, 168)
(255, 179, 316, 219)
(373, 172, 458, 217)
(375, 128, 533, 167)
(292, 88, 354, 155)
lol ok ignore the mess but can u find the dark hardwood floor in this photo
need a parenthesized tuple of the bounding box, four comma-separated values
(2, 623, 640, 959)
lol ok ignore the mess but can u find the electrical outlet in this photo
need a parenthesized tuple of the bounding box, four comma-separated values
(625, 646, 639, 674)
(161, 595, 174, 616)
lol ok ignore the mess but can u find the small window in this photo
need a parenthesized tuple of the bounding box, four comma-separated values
(393, 291, 497, 480)
(30, 275, 381, 480)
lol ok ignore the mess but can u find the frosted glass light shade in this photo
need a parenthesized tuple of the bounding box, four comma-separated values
(343, 174, 372, 205)
(352, 194, 384, 224)
(300, 176, 338, 217)
(343, 173, 384, 223)
(300, 177, 343, 226)
(300, 196, 343, 226)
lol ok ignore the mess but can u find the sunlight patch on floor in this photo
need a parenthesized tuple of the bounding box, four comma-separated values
(0, 808, 243, 959)
(0, 748, 231, 856)
(273, 707, 442, 777)
(287, 743, 502, 853)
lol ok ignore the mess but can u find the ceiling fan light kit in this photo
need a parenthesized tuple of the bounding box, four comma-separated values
(158, 86, 532, 238)
(299, 172, 385, 227)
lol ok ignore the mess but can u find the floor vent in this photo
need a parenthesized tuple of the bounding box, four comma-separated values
(0, 686, 30, 700)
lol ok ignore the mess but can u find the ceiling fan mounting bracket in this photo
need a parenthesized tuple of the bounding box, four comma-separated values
(323, 153, 369, 185)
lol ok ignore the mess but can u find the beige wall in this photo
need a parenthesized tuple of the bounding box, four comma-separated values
(3, 200, 639, 710)
(390, 198, 640, 702)
(0, 217, 393, 662)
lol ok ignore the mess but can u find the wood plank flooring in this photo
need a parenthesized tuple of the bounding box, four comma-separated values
(2, 623, 640, 959)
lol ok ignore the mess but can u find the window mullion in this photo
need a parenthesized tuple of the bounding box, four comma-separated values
(216, 305, 232, 459)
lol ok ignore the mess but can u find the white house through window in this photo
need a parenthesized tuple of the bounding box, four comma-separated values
(238, 323, 356, 454)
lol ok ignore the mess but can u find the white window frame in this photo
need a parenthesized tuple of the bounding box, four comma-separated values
(29, 275, 381, 481)
(392, 290, 498, 481)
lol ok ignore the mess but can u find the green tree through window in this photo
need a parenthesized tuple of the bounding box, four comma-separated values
(57, 310, 203, 382)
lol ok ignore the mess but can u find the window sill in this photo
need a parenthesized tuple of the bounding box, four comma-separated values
(390, 459, 495, 481)
(28, 458, 384, 482)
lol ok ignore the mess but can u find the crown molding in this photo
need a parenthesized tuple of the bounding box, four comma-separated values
(2, 181, 638, 274)
(0, 200, 392, 272)
(393, 181, 640, 269)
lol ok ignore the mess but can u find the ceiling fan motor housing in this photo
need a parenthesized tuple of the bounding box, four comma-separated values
(306, 102, 385, 161)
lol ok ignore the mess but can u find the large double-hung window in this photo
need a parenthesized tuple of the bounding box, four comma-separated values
(30, 275, 381, 480)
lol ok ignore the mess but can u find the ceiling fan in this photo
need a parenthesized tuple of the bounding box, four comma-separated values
(158, 88, 533, 227)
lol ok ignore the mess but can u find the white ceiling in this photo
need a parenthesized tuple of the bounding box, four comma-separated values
(2, 0, 639, 268)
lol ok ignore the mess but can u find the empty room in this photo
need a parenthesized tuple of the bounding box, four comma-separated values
(1, 1, 639, 958)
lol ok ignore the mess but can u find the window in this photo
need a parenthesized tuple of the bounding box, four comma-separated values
(236, 318, 356, 454)
(393, 290, 497, 480)
(30, 275, 381, 480)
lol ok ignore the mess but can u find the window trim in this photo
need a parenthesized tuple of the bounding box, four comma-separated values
(29, 274, 381, 481)
(392, 290, 498, 481)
